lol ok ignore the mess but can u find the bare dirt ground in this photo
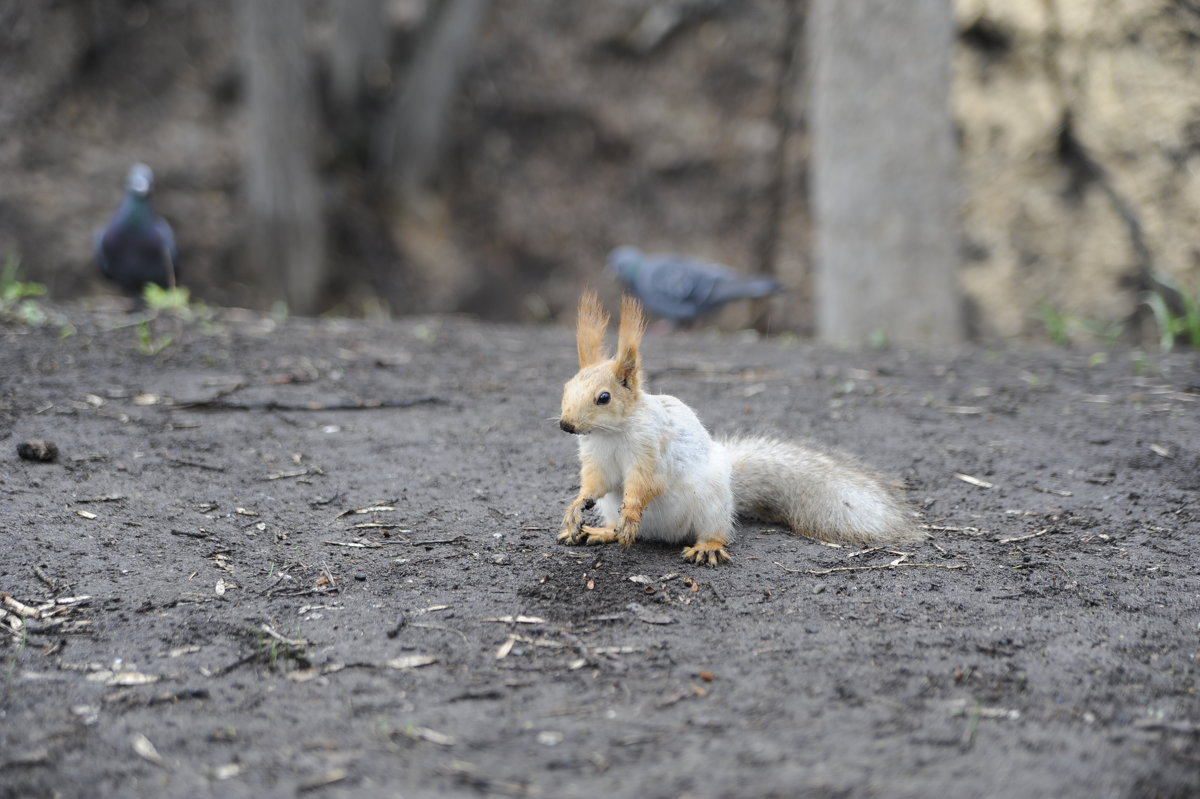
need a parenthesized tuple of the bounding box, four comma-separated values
(1, 307, 1198, 799)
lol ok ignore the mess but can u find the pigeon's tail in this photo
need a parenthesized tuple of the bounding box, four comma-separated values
(712, 276, 783, 304)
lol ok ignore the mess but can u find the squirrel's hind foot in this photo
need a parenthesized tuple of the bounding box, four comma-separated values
(681, 540, 731, 567)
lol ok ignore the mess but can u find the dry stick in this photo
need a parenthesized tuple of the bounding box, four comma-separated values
(998, 527, 1054, 544)
(169, 458, 226, 472)
(922, 524, 986, 534)
(260, 624, 309, 648)
(775, 561, 967, 575)
(33, 566, 58, 591)
(177, 395, 444, 412)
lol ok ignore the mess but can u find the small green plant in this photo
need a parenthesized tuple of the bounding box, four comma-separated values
(1, 255, 47, 323)
(1, 254, 74, 335)
(1038, 304, 1125, 349)
(135, 320, 173, 356)
(1143, 275, 1200, 352)
(1038, 304, 1072, 346)
(143, 283, 192, 313)
(253, 626, 310, 672)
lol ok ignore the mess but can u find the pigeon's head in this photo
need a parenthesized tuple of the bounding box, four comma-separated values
(125, 164, 155, 198)
(606, 246, 643, 282)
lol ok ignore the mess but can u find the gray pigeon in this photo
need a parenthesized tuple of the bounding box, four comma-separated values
(95, 164, 178, 296)
(607, 246, 781, 321)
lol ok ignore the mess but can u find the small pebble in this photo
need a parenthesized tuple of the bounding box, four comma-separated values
(812, 584, 826, 595)
(354, 572, 367, 581)
(17, 440, 58, 463)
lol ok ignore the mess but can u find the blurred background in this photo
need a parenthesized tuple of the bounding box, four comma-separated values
(1, 0, 1197, 346)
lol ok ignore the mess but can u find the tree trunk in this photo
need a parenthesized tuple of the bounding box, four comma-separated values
(809, 0, 963, 347)
(329, 0, 389, 112)
(240, 0, 326, 314)
(372, 0, 490, 208)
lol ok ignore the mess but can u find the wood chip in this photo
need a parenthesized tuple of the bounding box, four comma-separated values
(131, 733, 164, 766)
(385, 654, 438, 670)
(89, 670, 161, 686)
(403, 726, 455, 747)
(954, 473, 994, 489)
(483, 615, 546, 624)
(76, 510, 98, 520)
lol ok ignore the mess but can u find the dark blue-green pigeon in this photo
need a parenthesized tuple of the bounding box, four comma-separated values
(607, 246, 781, 322)
(95, 164, 178, 295)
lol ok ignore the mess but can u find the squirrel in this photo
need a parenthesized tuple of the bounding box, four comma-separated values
(556, 290, 920, 566)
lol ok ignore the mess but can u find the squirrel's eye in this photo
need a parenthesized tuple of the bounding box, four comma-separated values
(596, 392, 611, 405)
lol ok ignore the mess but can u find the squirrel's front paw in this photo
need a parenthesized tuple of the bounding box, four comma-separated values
(615, 518, 639, 549)
(558, 500, 589, 544)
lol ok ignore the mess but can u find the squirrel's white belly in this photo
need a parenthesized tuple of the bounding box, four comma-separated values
(590, 421, 735, 545)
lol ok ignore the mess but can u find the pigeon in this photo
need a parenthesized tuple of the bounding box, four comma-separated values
(607, 246, 782, 322)
(95, 164, 178, 295)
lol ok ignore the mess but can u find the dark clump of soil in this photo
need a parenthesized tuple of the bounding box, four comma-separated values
(1, 307, 1198, 798)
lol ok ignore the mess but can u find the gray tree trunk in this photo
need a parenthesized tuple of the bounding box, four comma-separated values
(240, 0, 326, 314)
(809, 0, 963, 347)
(329, 0, 389, 112)
(372, 0, 490, 208)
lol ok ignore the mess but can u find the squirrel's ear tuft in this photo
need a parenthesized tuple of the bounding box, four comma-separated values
(576, 289, 610, 368)
(614, 294, 646, 392)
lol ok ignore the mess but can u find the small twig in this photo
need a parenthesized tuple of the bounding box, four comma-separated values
(410, 622, 471, 645)
(333, 505, 396, 520)
(998, 527, 1055, 544)
(33, 566, 58, 591)
(411, 536, 465, 547)
(922, 524, 986, 534)
(179, 395, 445, 412)
(168, 458, 226, 473)
(776, 561, 967, 575)
(266, 468, 315, 481)
(954, 473, 995, 489)
(259, 624, 309, 648)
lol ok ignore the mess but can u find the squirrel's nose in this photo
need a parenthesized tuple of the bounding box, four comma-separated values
(559, 419, 576, 434)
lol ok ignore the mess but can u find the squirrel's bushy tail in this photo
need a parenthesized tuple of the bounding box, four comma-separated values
(722, 435, 920, 547)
